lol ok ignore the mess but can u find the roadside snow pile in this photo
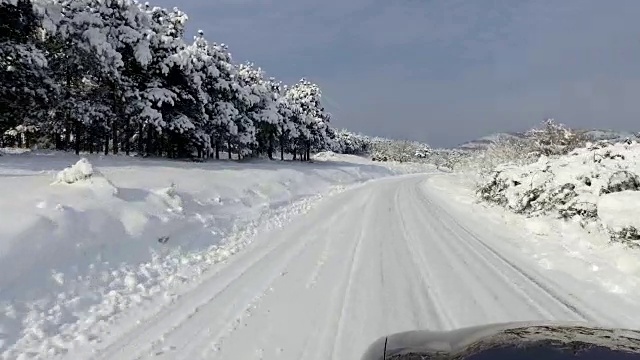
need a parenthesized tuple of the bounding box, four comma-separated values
(478, 141, 640, 246)
(599, 191, 640, 242)
(54, 158, 94, 183)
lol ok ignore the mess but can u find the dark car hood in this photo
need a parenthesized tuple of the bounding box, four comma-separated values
(361, 321, 640, 360)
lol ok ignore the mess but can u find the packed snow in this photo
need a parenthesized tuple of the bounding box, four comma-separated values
(0, 151, 420, 359)
(478, 140, 640, 246)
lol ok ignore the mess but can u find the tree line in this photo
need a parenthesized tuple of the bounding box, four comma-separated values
(0, 0, 334, 160)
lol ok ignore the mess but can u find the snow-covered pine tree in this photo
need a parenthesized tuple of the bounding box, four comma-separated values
(234, 63, 280, 159)
(285, 79, 332, 160)
(272, 82, 298, 160)
(1, 0, 339, 161)
(61, 0, 157, 155)
(42, 0, 113, 154)
(204, 39, 239, 159)
(0, 0, 52, 147)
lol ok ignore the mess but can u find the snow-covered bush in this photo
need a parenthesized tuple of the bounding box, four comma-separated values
(476, 135, 538, 174)
(477, 141, 640, 246)
(460, 120, 586, 175)
(526, 118, 588, 157)
(54, 158, 94, 184)
(370, 138, 430, 163)
(331, 129, 371, 155)
(329, 131, 432, 164)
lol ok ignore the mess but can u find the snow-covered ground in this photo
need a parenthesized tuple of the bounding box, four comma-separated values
(0, 150, 426, 359)
(430, 173, 640, 296)
(2, 149, 640, 360)
(65, 174, 640, 360)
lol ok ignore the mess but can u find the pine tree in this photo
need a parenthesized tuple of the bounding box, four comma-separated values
(0, 0, 338, 161)
(0, 0, 52, 146)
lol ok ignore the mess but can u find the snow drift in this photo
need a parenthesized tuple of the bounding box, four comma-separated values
(478, 141, 640, 246)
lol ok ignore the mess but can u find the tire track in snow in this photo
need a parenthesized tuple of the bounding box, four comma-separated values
(393, 186, 454, 331)
(162, 196, 363, 360)
(89, 189, 357, 360)
(416, 186, 599, 323)
(197, 204, 359, 360)
(412, 188, 560, 322)
(304, 223, 337, 290)
(138, 228, 319, 360)
(328, 192, 374, 360)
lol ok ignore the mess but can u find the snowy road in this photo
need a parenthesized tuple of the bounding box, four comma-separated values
(83, 174, 636, 360)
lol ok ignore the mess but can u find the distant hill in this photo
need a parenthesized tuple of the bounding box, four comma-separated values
(582, 129, 637, 142)
(456, 129, 638, 151)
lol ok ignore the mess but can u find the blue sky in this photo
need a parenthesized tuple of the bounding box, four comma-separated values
(153, 0, 640, 147)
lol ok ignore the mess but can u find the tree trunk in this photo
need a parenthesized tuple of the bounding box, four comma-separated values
(146, 126, 153, 156)
(65, 120, 71, 150)
(279, 134, 285, 160)
(74, 120, 81, 155)
(157, 132, 163, 157)
(64, 67, 72, 151)
(268, 134, 274, 160)
(293, 148, 296, 160)
(125, 122, 130, 155)
(138, 123, 144, 155)
(227, 139, 232, 159)
(89, 130, 94, 154)
(112, 122, 119, 154)
(104, 133, 110, 155)
(167, 133, 173, 158)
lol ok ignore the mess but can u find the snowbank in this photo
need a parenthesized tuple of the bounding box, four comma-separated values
(478, 141, 640, 245)
(428, 173, 640, 309)
(0, 152, 421, 358)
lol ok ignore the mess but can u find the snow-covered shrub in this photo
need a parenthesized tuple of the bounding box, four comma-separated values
(477, 141, 640, 245)
(477, 134, 539, 174)
(370, 138, 430, 163)
(331, 129, 371, 155)
(414, 147, 431, 159)
(458, 120, 591, 177)
(54, 158, 94, 184)
(330, 130, 432, 164)
(526, 118, 588, 157)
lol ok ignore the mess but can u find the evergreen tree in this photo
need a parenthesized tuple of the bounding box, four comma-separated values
(0, 0, 338, 161)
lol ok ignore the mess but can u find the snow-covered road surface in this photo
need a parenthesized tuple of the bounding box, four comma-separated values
(79, 174, 640, 360)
